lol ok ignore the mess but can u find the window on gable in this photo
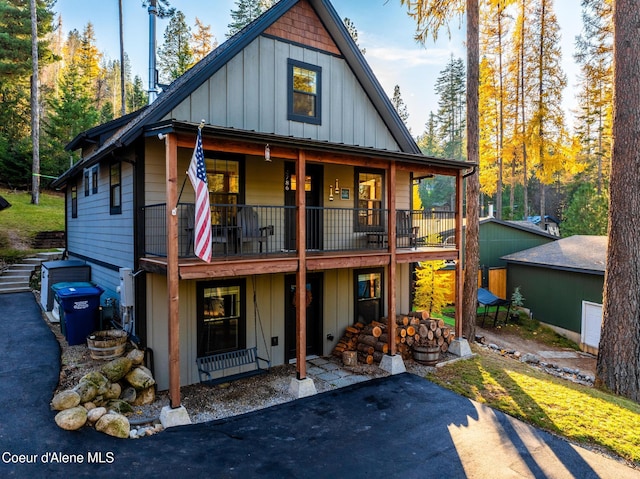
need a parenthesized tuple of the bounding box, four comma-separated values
(110, 162, 121, 215)
(71, 183, 78, 218)
(288, 59, 321, 125)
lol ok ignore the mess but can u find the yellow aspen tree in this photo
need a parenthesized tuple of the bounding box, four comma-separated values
(479, 56, 499, 201)
(414, 259, 454, 316)
(192, 17, 218, 62)
(525, 0, 568, 218)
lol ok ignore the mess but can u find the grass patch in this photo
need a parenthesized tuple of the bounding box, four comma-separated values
(0, 189, 65, 264)
(428, 348, 640, 464)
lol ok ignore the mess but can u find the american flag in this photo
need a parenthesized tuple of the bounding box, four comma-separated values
(187, 128, 212, 262)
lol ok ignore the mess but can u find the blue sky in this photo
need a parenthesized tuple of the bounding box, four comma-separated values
(54, 0, 581, 134)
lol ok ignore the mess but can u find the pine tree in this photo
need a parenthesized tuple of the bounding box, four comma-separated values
(416, 112, 441, 157)
(43, 61, 99, 175)
(391, 85, 409, 125)
(192, 17, 217, 62)
(561, 183, 608, 236)
(434, 56, 466, 160)
(127, 75, 147, 112)
(157, 11, 194, 84)
(343, 17, 366, 55)
(0, 0, 54, 188)
(574, 0, 613, 194)
(227, 0, 277, 38)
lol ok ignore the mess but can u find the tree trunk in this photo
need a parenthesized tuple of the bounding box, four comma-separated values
(30, 0, 40, 205)
(596, 0, 640, 402)
(462, 0, 479, 343)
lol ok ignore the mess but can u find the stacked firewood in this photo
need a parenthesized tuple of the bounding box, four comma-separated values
(332, 312, 454, 364)
(396, 311, 455, 360)
(331, 322, 365, 357)
(331, 321, 389, 365)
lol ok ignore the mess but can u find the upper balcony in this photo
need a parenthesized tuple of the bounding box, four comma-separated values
(143, 203, 457, 265)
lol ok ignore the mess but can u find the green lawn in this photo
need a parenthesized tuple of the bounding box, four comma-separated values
(0, 189, 65, 263)
(428, 347, 640, 465)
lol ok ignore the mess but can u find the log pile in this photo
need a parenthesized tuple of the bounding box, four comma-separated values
(331, 321, 389, 365)
(332, 312, 453, 365)
(395, 312, 455, 361)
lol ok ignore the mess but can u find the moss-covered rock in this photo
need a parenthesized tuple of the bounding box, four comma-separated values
(51, 390, 81, 411)
(100, 357, 133, 382)
(131, 386, 156, 406)
(103, 382, 121, 400)
(106, 399, 133, 415)
(126, 348, 145, 365)
(125, 367, 155, 390)
(73, 381, 98, 403)
(95, 413, 130, 439)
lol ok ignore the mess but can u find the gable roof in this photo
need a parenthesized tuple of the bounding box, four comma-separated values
(501, 235, 607, 275)
(480, 217, 559, 240)
(53, 0, 428, 188)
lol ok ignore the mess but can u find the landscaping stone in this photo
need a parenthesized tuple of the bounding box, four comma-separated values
(125, 367, 155, 390)
(73, 380, 98, 403)
(95, 413, 130, 439)
(101, 357, 133, 382)
(54, 406, 87, 431)
(106, 399, 134, 415)
(127, 348, 145, 365)
(87, 406, 107, 424)
(132, 386, 155, 406)
(51, 390, 80, 411)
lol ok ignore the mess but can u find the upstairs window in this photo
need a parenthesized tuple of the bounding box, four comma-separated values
(110, 162, 121, 215)
(71, 183, 78, 218)
(92, 166, 98, 194)
(288, 59, 321, 125)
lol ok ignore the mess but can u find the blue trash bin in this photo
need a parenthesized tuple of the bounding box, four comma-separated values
(55, 284, 104, 346)
(52, 281, 95, 337)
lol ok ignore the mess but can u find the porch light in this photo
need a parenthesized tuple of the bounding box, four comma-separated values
(329, 185, 334, 201)
(334, 178, 339, 194)
(265, 144, 271, 162)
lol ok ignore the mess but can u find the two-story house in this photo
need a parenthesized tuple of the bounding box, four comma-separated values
(52, 0, 470, 406)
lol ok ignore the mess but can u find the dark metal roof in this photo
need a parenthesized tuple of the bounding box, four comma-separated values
(501, 235, 607, 275)
(52, 0, 456, 189)
(151, 120, 470, 170)
(480, 217, 559, 240)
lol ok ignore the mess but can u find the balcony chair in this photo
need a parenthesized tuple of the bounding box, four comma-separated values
(237, 206, 274, 254)
(396, 211, 419, 249)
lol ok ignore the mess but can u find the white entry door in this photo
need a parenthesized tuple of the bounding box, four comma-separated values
(581, 301, 603, 350)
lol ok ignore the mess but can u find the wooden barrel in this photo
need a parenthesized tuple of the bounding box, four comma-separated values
(412, 345, 441, 366)
(87, 330, 128, 360)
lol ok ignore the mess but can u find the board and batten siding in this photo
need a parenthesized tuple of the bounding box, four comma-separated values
(163, 36, 401, 152)
(67, 159, 135, 292)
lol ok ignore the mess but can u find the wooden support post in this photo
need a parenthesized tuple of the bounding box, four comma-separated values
(455, 171, 463, 339)
(165, 132, 181, 409)
(296, 150, 307, 380)
(387, 163, 397, 356)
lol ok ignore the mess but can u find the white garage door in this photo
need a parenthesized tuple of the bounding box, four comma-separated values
(581, 301, 602, 349)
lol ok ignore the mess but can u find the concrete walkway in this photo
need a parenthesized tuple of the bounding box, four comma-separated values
(1, 292, 638, 478)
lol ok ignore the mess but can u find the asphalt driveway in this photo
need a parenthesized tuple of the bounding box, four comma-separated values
(0, 292, 637, 478)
